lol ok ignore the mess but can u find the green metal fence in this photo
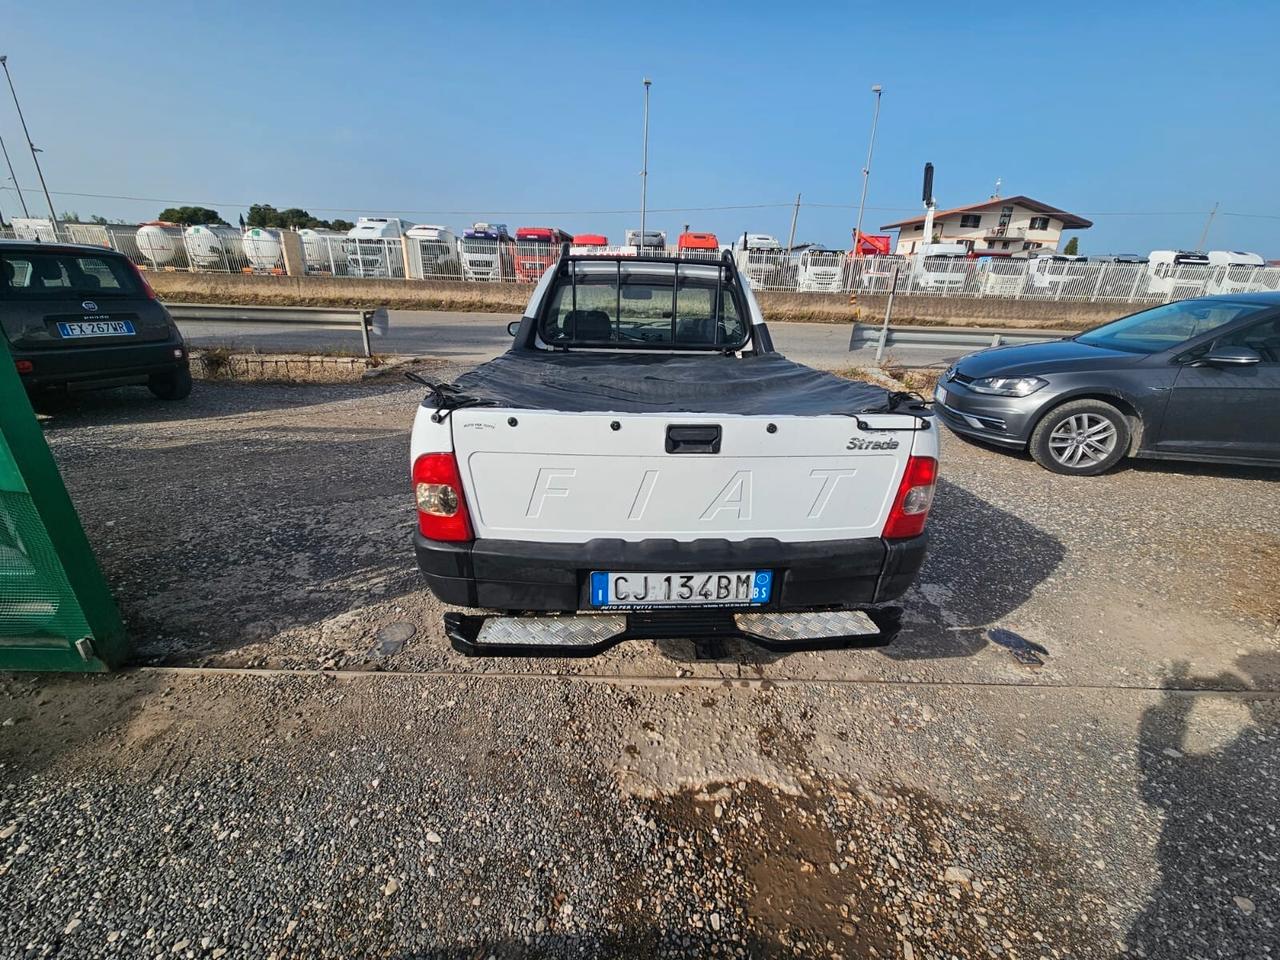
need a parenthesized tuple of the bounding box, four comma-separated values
(0, 339, 128, 671)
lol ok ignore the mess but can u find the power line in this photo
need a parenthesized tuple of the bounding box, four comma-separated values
(2, 184, 1276, 221)
(0, 185, 794, 217)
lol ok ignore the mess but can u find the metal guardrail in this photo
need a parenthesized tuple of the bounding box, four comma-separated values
(165, 303, 390, 357)
(850, 321, 1069, 355)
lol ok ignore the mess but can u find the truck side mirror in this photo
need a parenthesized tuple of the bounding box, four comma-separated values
(507, 320, 521, 337)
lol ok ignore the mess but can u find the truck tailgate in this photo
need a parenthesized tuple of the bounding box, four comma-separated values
(448, 409, 919, 544)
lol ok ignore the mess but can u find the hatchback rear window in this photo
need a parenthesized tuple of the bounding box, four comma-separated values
(1, 252, 142, 299)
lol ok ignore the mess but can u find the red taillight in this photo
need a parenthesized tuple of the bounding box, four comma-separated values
(882, 455, 938, 540)
(412, 452, 473, 542)
(15, 359, 33, 374)
(127, 260, 157, 299)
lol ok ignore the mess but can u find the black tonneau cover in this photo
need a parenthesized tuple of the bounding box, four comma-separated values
(433, 349, 919, 417)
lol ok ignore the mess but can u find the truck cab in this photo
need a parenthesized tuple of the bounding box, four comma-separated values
(796, 246, 848, 293)
(624, 229, 667, 253)
(345, 217, 412, 278)
(405, 224, 462, 280)
(570, 233, 609, 255)
(409, 250, 937, 655)
(913, 242, 971, 291)
(677, 232, 720, 260)
(732, 233, 787, 290)
(1147, 250, 1212, 299)
(1205, 250, 1264, 295)
(461, 222, 515, 281)
(514, 227, 573, 282)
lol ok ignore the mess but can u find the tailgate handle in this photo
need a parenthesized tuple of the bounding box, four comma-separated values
(665, 424, 722, 454)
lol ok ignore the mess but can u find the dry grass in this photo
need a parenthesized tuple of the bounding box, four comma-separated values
(151, 272, 1121, 330)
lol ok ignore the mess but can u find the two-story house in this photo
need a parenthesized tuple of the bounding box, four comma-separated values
(881, 195, 1092, 255)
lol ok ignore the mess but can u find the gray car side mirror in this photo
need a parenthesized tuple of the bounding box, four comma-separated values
(1197, 346, 1262, 367)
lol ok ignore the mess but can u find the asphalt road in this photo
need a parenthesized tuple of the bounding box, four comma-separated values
(2, 376, 1276, 958)
(178, 309, 966, 370)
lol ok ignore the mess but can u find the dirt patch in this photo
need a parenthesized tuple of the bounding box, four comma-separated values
(1183, 529, 1280, 625)
(637, 777, 1110, 958)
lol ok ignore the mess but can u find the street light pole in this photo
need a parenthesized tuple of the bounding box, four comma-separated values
(640, 77, 651, 246)
(852, 84, 883, 256)
(0, 132, 29, 217)
(0, 56, 57, 227)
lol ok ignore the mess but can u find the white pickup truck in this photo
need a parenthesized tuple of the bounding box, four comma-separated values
(410, 250, 938, 655)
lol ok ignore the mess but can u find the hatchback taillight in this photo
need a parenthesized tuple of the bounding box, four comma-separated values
(882, 456, 938, 540)
(412, 452, 473, 542)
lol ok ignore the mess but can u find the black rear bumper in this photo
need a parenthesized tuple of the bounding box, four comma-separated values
(15, 339, 187, 390)
(414, 531, 928, 613)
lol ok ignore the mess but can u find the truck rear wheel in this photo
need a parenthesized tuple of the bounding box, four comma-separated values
(1029, 399, 1130, 476)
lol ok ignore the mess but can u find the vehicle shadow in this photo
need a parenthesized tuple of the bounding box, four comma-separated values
(943, 423, 1280, 482)
(658, 478, 1065, 665)
(1123, 458, 1280, 481)
(1126, 654, 1280, 956)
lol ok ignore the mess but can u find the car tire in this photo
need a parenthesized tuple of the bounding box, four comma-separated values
(1029, 399, 1131, 476)
(148, 368, 193, 401)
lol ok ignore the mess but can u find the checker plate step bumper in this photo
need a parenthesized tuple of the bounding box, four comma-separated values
(442, 607, 902, 657)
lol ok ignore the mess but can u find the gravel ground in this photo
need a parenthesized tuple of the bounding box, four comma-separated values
(0, 376, 1277, 958)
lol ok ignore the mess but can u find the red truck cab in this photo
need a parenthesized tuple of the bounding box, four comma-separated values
(677, 232, 720, 258)
(572, 233, 609, 249)
(514, 227, 573, 282)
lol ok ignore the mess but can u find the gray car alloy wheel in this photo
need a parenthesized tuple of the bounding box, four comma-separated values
(1047, 413, 1117, 468)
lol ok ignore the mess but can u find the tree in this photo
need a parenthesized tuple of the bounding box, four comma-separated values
(243, 203, 353, 231)
(245, 204, 281, 228)
(89, 214, 108, 225)
(1062, 237, 1079, 256)
(158, 206, 225, 225)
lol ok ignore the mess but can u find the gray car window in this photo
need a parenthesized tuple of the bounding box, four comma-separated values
(1077, 299, 1269, 354)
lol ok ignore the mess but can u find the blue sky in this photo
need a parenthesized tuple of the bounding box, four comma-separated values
(2, 1, 1278, 255)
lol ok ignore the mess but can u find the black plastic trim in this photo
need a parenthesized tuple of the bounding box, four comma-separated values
(415, 531, 928, 614)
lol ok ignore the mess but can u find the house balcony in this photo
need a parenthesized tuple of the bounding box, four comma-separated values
(983, 225, 1028, 239)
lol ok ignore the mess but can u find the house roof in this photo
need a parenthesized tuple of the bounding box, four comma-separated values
(880, 195, 1093, 231)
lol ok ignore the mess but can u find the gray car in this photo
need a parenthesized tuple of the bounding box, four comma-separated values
(934, 293, 1280, 474)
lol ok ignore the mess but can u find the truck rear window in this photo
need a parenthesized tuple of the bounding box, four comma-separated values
(541, 268, 748, 350)
(1, 252, 141, 300)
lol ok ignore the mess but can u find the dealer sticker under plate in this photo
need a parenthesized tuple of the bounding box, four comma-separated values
(590, 570, 773, 608)
(57, 320, 135, 338)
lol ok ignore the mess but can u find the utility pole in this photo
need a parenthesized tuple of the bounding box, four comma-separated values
(0, 57, 57, 227)
(785, 193, 801, 252)
(1197, 201, 1218, 251)
(0, 132, 28, 217)
(917, 162, 936, 266)
(852, 84, 883, 256)
(640, 77, 651, 245)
